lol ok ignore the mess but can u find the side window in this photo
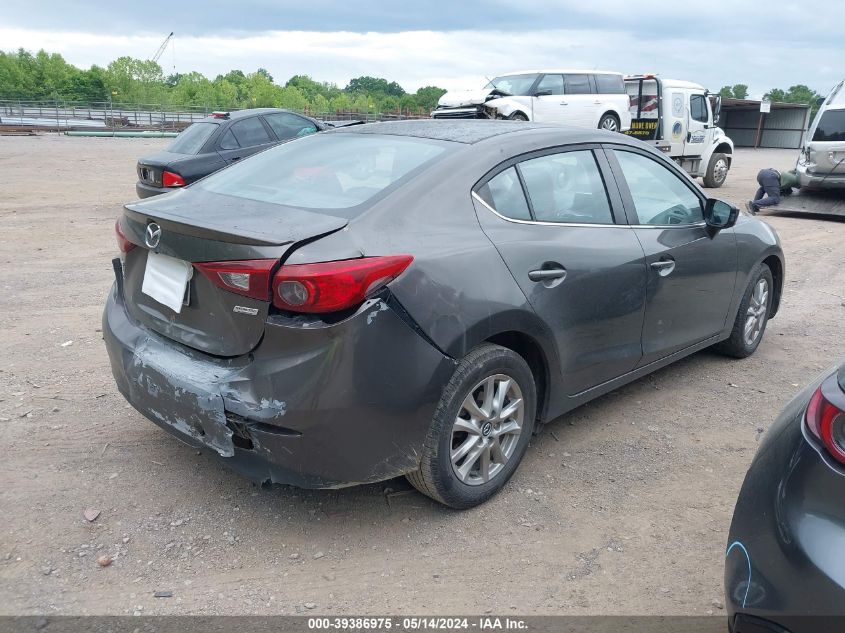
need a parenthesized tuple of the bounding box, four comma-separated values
(564, 74, 592, 95)
(476, 167, 531, 221)
(535, 74, 564, 96)
(518, 150, 614, 224)
(264, 113, 318, 140)
(229, 117, 272, 147)
(614, 150, 703, 225)
(595, 74, 624, 94)
(690, 94, 708, 123)
(219, 128, 239, 150)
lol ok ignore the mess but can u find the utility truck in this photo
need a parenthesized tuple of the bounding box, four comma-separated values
(623, 75, 734, 187)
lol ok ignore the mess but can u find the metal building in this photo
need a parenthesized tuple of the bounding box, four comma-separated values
(717, 98, 811, 149)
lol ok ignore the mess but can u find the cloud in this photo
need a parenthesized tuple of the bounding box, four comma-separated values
(1, 24, 842, 99)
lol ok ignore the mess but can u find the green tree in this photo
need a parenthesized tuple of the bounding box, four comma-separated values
(414, 85, 447, 111)
(345, 76, 406, 97)
(718, 86, 734, 98)
(732, 84, 749, 99)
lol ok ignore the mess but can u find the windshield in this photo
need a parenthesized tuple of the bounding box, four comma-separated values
(168, 122, 218, 154)
(198, 133, 451, 213)
(812, 109, 845, 142)
(484, 74, 540, 96)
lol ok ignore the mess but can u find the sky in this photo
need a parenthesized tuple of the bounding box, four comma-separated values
(1, 1, 843, 98)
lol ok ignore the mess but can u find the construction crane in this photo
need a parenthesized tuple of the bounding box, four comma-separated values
(151, 32, 174, 63)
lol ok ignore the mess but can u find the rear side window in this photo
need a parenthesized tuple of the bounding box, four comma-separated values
(265, 112, 318, 140)
(168, 122, 217, 154)
(518, 150, 614, 224)
(230, 117, 272, 147)
(219, 129, 239, 150)
(595, 74, 624, 94)
(199, 133, 449, 212)
(564, 74, 592, 95)
(813, 109, 845, 142)
(690, 94, 708, 123)
(476, 167, 531, 220)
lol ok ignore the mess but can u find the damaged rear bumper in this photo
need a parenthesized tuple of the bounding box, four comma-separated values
(102, 278, 456, 489)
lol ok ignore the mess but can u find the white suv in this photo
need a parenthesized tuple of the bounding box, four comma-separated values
(432, 70, 632, 131)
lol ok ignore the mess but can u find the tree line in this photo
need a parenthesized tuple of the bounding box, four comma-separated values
(718, 83, 825, 115)
(0, 48, 448, 114)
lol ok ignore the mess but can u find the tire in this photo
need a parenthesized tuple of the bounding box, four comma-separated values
(703, 152, 729, 188)
(713, 265, 773, 358)
(509, 112, 529, 122)
(406, 344, 537, 509)
(598, 113, 620, 132)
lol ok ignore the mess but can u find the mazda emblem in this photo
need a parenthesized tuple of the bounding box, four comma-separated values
(145, 222, 162, 249)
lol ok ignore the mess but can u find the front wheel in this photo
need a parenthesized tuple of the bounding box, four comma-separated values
(509, 112, 529, 122)
(714, 265, 773, 358)
(703, 152, 729, 188)
(406, 344, 536, 509)
(598, 113, 620, 132)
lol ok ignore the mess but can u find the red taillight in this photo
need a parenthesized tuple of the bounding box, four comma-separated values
(272, 256, 413, 313)
(115, 219, 135, 253)
(806, 385, 845, 464)
(194, 259, 277, 301)
(162, 171, 185, 187)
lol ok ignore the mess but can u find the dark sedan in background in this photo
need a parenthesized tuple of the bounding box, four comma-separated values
(107, 120, 784, 508)
(135, 108, 328, 198)
(726, 360, 845, 633)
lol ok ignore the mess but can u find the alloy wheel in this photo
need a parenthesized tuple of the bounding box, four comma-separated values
(450, 374, 524, 486)
(743, 278, 769, 346)
(600, 117, 618, 131)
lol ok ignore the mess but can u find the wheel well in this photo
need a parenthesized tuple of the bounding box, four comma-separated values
(714, 143, 733, 166)
(762, 255, 783, 317)
(486, 331, 549, 425)
(600, 110, 619, 123)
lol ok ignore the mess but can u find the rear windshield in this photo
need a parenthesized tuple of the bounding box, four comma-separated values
(198, 133, 450, 212)
(168, 122, 218, 154)
(812, 109, 845, 142)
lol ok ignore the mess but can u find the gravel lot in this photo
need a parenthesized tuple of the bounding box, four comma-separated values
(1, 135, 843, 616)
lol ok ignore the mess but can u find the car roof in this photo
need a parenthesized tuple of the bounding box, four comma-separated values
(200, 108, 308, 123)
(332, 119, 640, 146)
(501, 69, 623, 76)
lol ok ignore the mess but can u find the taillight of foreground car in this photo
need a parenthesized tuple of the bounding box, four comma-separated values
(272, 256, 413, 313)
(193, 259, 277, 301)
(194, 255, 414, 312)
(806, 385, 845, 464)
(115, 219, 135, 253)
(162, 171, 185, 187)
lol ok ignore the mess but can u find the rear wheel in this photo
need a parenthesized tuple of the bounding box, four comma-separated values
(703, 152, 729, 188)
(407, 344, 536, 508)
(598, 113, 620, 132)
(509, 112, 529, 122)
(714, 265, 773, 358)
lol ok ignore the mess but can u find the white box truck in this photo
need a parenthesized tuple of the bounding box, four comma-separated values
(623, 75, 734, 187)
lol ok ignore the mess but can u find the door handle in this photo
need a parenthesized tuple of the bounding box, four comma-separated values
(231, 156, 241, 161)
(650, 259, 676, 276)
(593, 100, 601, 105)
(559, 101, 568, 106)
(528, 268, 567, 282)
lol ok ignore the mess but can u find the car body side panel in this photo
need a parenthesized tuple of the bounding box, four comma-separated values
(726, 368, 845, 625)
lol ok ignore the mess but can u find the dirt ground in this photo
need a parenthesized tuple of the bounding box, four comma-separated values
(1, 135, 843, 617)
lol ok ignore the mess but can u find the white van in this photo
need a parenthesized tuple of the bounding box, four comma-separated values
(431, 70, 632, 131)
(796, 79, 845, 190)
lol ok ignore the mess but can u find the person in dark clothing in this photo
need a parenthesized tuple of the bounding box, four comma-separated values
(746, 168, 800, 213)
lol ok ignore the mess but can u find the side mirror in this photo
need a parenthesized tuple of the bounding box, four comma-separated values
(713, 95, 722, 122)
(533, 89, 553, 97)
(704, 198, 738, 229)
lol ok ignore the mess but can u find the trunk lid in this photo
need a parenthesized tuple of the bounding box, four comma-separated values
(120, 188, 348, 356)
(136, 151, 194, 187)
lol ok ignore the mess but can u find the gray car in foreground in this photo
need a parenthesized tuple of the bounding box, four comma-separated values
(104, 120, 784, 508)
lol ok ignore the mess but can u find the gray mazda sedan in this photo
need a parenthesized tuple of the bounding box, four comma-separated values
(104, 120, 784, 508)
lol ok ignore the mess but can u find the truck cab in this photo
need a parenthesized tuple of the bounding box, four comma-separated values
(623, 75, 735, 187)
